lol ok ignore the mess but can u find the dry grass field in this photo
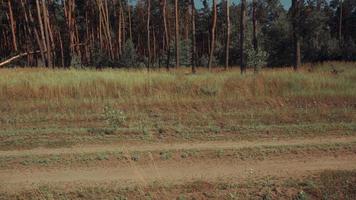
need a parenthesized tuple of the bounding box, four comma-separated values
(0, 62, 356, 199)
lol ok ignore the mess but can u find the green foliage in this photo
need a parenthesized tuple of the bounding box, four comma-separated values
(246, 48, 268, 72)
(70, 55, 83, 69)
(159, 151, 172, 160)
(103, 105, 126, 129)
(197, 54, 218, 68)
(199, 84, 219, 97)
(91, 43, 113, 68)
(162, 40, 192, 67)
(118, 40, 138, 68)
(261, 12, 293, 67)
(294, 191, 309, 200)
(114, 195, 128, 200)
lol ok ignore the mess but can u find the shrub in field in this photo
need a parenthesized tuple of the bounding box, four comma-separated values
(200, 84, 220, 97)
(103, 105, 126, 129)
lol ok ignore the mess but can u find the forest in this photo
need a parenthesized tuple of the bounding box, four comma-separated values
(0, 0, 355, 72)
(1, 1, 356, 199)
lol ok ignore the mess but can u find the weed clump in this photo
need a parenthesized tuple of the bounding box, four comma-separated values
(103, 105, 126, 129)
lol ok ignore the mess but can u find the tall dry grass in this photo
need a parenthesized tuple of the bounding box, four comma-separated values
(0, 62, 355, 102)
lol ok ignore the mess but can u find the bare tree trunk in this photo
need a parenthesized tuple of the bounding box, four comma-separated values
(43, 2, 55, 67)
(292, 0, 302, 70)
(104, 0, 113, 59)
(121, 5, 126, 46)
(153, 27, 156, 65)
(208, 0, 217, 71)
(191, 0, 196, 74)
(225, 0, 230, 70)
(118, 1, 122, 57)
(41, 0, 53, 67)
(339, 0, 343, 46)
(252, 0, 258, 73)
(36, 0, 48, 66)
(174, 0, 179, 68)
(7, 0, 17, 52)
(20, 0, 45, 64)
(162, 0, 170, 71)
(147, 0, 151, 71)
(128, 4, 132, 41)
(240, 0, 247, 74)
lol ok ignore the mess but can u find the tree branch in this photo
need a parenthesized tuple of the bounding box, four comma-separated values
(0, 51, 41, 67)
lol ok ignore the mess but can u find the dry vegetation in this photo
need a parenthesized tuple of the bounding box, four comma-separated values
(1, 62, 355, 149)
(0, 62, 356, 199)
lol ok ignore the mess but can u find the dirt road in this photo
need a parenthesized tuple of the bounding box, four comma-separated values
(0, 135, 355, 157)
(0, 136, 356, 193)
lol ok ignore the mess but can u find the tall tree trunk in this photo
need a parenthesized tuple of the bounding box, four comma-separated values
(36, 0, 48, 66)
(20, 0, 45, 64)
(162, 0, 170, 71)
(153, 27, 156, 65)
(339, 0, 343, 46)
(104, 0, 113, 59)
(252, 0, 258, 73)
(118, 1, 123, 57)
(121, 5, 126, 46)
(41, 0, 53, 67)
(225, 0, 230, 70)
(7, 0, 17, 52)
(208, 0, 217, 71)
(174, 0, 179, 68)
(44, 2, 55, 67)
(191, 0, 196, 74)
(147, 0, 151, 71)
(240, 0, 247, 74)
(128, 4, 132, 41)
(292, 0, 302, 70)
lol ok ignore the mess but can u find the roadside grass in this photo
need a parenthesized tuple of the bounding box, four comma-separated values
(1, 62, 355, 101)
(0, 62, 355, 149)
(0, 63, 355, 199)
(1, 169, 355, 200)
(0, 141, 355, 169)
(0, 121, 355, 150)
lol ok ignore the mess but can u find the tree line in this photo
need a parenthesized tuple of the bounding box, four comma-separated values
(0, 0, 355, 73)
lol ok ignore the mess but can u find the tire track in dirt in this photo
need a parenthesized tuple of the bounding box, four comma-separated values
(0, 154, 355, 192)
(1, 136, 356, 157)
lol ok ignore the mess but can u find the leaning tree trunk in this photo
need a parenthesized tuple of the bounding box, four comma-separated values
(20, 0, 45, 64)
(36, 0, 48, 67)
(191, 0, 196, 74)
(7, 0, 18, 52)
(225, 0, 230, 70)
(208, 0, 217, 71)
(42, 0, 55, 67)
(240, 0, 247, 74)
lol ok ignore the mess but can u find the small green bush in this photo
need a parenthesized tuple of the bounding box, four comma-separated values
(103, 105, 126, 129)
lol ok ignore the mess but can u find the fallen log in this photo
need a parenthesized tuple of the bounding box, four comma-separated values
(0, 51, 41, 67)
